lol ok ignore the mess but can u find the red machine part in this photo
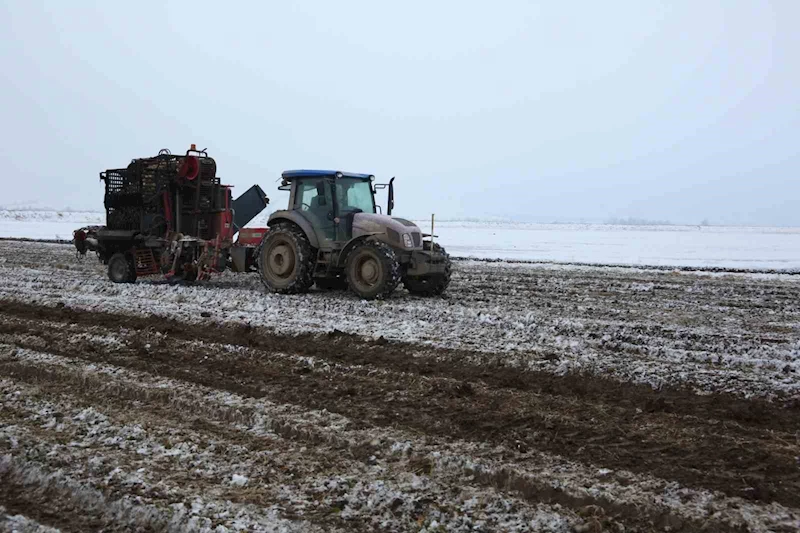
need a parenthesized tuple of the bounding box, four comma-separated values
(161, 190, 173, 231)
(237, 228, 269, 246)
(177, 156, 200, 180)
(73, 229, 87, 255)
(219, 185, 234, 241)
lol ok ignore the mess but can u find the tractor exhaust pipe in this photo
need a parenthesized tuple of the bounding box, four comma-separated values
(387, 177, 395, 216)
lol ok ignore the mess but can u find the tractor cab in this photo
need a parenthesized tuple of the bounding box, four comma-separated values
(279, 170, 390, 244)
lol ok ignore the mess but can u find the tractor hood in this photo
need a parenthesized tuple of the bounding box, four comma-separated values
(352, 213, 424, 250)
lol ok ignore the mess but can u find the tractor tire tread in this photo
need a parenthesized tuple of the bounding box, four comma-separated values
(257, 222, 315, 294)
(108, 252, 136, 284)
(345, 240, 401, 300)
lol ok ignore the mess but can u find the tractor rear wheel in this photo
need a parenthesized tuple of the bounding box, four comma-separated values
(258, 222, 315, 294)
(403, 242, 452, 296)
(345, 240, 400, 300)
(108, 252, 136, 284)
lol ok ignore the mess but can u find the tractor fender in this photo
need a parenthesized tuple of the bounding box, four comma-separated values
(267, 210, 320, 249)
(336, 233, 383, 268)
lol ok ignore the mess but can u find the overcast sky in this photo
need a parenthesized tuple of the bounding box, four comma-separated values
(1, 1, 798, 225)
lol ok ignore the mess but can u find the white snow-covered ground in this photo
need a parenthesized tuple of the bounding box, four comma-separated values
(3, 210, 800, 270)
(0, 210, 103, 240)
(1, 240, 799, 401)
(1, 240, 799, 532)
(411, 219, 800, 270)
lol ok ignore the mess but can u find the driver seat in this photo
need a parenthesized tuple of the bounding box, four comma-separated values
(308, 195, 328, 217)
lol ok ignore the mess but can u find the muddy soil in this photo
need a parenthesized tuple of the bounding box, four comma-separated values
(2, 240, 799, 401)
(1, 302, 799, 531)
(1, 241, 799, 532)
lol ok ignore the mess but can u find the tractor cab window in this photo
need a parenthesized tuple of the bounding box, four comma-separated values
(335, 178, 375, 215)
(296, 179, 332, 215)
(295, 178, 335, 240)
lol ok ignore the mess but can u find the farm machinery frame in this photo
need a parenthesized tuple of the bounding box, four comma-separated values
(74, 145, 269, 283)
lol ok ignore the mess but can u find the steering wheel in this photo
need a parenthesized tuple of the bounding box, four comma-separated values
(300, 202, 311, 211)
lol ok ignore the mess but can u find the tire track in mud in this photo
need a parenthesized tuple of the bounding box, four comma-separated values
(3, 241, 800, 401)
(2, 302, 798, 508)
(5, 247, 799, 402)
(2, 346, 794, 533)
(0, 354, 585, 533)
(2, 300, 796, 424)
(0, 455, 181, 533)
(428, 265, 800, 397)
(2, 372, 569, 533)
(1, 303, 799, 522)
(457, 262, 800, 324)
(3, 243, 800, 530)
(456, 269, 800, 362)
(0, 504, 61, 533)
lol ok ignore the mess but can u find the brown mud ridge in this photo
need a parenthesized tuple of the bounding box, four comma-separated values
(2, 300, 799, 513)
(0, 465, 114, 533)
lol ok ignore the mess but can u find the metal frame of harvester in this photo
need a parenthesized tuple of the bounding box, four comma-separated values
(74, 145, 270, 283)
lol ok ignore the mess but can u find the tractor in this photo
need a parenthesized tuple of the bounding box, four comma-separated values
(257, 170, 452, 300)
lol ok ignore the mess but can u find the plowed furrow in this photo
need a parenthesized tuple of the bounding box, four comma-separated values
(1, 304, 798, 511)
(5, 346, 797, 532)
(0, 355, 590, 532)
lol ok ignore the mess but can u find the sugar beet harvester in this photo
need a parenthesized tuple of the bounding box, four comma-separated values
(74, 146, 269, 283)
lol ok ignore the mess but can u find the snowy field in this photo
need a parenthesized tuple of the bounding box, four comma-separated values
(3, 210, 800, 270)
(0, 210, 103, 240)
(0, 240, 798, 532)
(415, 220, 800, 270)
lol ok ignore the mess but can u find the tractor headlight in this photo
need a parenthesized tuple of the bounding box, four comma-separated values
(402, 233, 413, 248)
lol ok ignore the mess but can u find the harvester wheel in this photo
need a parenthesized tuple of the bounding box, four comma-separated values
(258, 222, 314, 294)
(403, 242, 452, 296)
(345, 240, 401, 300)
(108, 253, 136, 284)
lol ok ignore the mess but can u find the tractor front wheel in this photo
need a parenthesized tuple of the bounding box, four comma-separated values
(258, 223, 315, 294)
(108, 252, 136, 284)
(345, 240, 400, 300)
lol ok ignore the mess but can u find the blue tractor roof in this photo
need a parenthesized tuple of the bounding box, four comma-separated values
(281, 169, 373, 180)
